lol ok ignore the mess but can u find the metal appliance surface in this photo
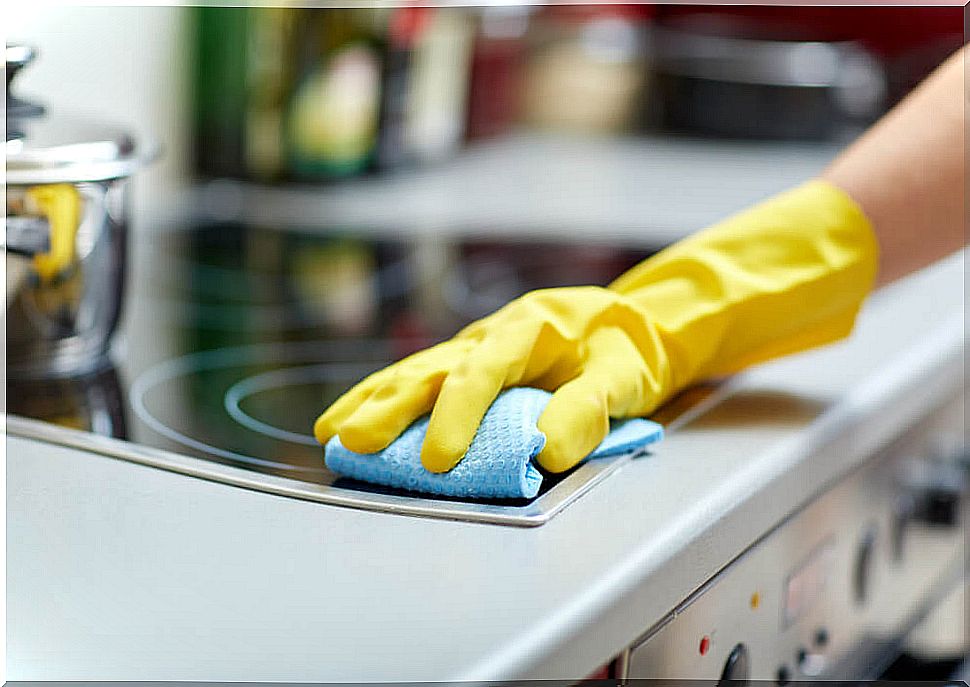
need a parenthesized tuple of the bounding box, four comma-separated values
(6, 247, 965, 681)
(5, 44, 156, 377)
(624, 390, 967, 682)
(6, 222, 662, 526)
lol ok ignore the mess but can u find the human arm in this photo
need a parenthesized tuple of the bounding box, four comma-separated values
(315, 47, 965, 475)
(823, 44, 966, 286)
(315, 180, 876, 474)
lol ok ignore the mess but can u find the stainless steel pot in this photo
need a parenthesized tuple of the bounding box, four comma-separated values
(5, 45, 156, 377)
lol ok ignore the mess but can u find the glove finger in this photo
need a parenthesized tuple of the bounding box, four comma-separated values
(420, 312, 587, 473)
(535, 379, 610, 474)
(418, 347, 508, 473)
(313, 338, 472, 446)
(336, 372, 443, 454)
(313, 377, 381, 445)
(419, 322, 553, 472)
(536, 327, 654, 473)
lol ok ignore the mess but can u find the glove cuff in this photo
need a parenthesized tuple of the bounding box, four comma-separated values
(609, 179, 879, 390)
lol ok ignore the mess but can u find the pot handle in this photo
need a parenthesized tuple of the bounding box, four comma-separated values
(5, 215, 50, 257)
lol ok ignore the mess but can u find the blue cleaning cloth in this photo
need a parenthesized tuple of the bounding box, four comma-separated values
(325, 387, 664, 499)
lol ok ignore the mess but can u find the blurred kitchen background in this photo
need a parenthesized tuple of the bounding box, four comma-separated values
(5, 3, 965, 433)
(9, 4, 964, 223)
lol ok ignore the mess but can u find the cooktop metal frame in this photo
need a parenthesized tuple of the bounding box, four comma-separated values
(2, 414, 620, 527)
(6, 380, 725, 527)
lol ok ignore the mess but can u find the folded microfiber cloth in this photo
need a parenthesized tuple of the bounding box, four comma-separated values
(324, 387, 664, 499)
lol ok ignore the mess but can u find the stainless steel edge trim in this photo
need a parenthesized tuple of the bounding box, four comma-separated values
(614, 647, 632, 683)
(4, 414, 633, 527)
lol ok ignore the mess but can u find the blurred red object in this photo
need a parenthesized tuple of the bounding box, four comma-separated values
(582, 662, 612, 681)
(656, 5, 961, 56)
(387, 5, 430, 49)
(466, 7, 530, 140)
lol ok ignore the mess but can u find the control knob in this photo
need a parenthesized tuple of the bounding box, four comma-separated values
(718, 643, 749, 685)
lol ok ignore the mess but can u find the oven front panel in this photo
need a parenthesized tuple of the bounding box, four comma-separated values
(627, 392, 967, 683)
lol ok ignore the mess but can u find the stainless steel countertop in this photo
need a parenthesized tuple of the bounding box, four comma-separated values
(6, 250, 965, 681)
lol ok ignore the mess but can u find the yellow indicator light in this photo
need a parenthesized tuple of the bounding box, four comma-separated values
(750, 592, 761, 610)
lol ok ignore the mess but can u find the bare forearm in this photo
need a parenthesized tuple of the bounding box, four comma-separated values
(823, 44, 966, 286)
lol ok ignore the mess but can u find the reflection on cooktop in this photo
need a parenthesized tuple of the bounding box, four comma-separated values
(7, 362, 129, 439)
(12, 222, 654, 503)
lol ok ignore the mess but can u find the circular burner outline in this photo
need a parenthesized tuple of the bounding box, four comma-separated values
(224, 364, 353, 446)
(130, 341, 388, 474)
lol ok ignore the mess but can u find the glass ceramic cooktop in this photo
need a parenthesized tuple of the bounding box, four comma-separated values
(8, 223, 655, 513)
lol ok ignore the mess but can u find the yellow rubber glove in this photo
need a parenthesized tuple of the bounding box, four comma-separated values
(314, 180, 878, 473)
(27, 184, 82, 283)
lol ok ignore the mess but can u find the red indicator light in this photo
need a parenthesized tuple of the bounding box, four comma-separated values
(699, 636, 711, 656)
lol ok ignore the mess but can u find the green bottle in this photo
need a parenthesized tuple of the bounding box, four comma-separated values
(193, 6, 250, 177)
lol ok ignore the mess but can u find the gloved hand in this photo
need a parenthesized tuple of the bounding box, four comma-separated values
(315, 180, 878, 473)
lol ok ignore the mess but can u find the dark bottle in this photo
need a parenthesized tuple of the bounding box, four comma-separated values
(374, 6, 430, 171)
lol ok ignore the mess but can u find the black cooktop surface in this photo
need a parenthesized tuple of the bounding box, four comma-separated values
(8, 223, 653, 501)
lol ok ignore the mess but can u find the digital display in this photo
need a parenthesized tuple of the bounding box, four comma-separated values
(783, 540, 835, 627)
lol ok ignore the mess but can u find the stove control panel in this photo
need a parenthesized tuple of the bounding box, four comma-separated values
(625, 392, 967, 682)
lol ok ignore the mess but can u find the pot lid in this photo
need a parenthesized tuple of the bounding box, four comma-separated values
(6, 44, 157, 185)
